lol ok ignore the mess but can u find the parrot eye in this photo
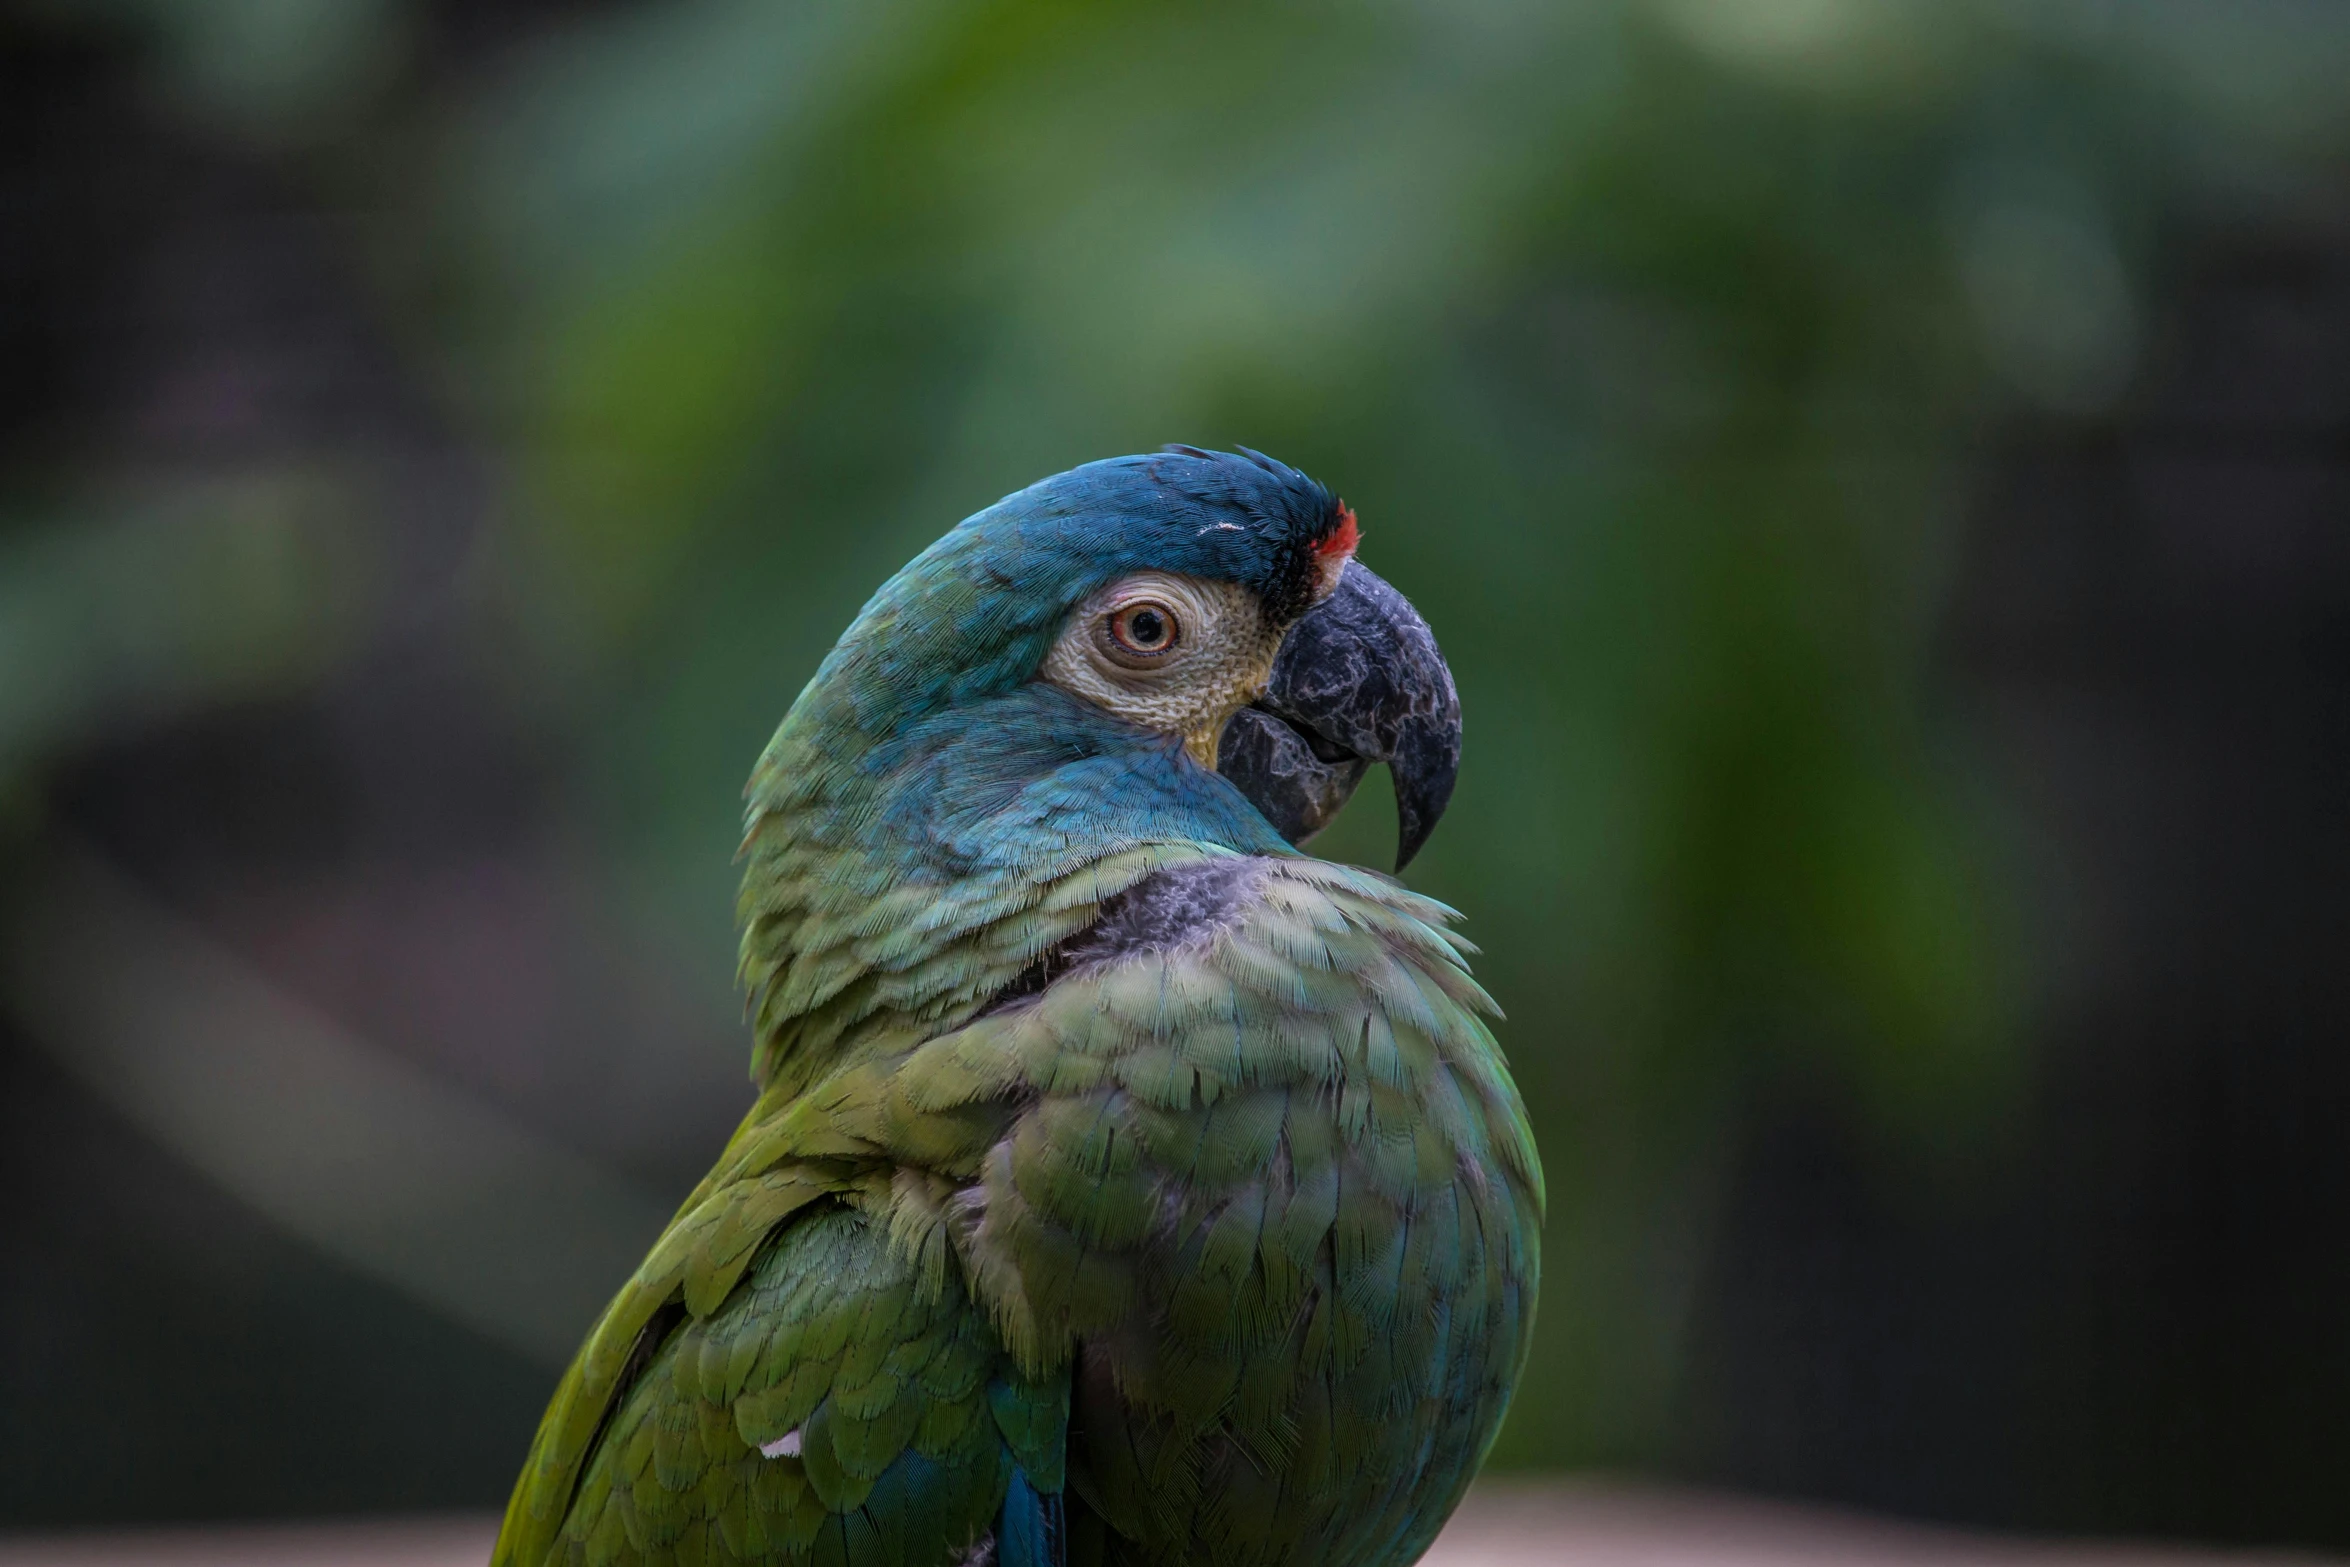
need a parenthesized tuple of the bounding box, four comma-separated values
(1101, 600, 1183, 667)
(1040, 571, 1270, 758)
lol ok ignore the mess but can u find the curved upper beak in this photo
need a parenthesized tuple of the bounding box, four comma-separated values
(1217, 560, 1462, 871)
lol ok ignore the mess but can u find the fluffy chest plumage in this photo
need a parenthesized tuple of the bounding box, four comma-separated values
(926, 858, 1545, 1567)
(490, 853, 1540, 1567)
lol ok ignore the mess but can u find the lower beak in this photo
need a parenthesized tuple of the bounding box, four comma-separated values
(1217, 560, 1461, 871)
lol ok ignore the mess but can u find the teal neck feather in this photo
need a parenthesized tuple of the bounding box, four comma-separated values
(737, 650, 1293, 1097)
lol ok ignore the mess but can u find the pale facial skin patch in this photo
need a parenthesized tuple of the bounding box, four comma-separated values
(1038, 572, 1284, 768)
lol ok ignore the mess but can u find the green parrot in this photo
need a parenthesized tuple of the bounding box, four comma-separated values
(492, 447, 1543, 1567)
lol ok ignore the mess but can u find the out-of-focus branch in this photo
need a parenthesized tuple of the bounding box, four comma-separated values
(0, 842, 673, 1368)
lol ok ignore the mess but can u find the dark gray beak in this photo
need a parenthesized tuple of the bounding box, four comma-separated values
(1217, 560, 1462, 871)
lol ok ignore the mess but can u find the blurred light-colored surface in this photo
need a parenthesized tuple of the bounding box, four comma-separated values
(2, 1486, 2338, 1567)
(0, 1514, 489, 1567)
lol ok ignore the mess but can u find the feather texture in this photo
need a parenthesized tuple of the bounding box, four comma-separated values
(497, 857, 1538, 1567)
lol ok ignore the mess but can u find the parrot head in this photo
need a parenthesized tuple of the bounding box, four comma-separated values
(753, 445, 1460, 873)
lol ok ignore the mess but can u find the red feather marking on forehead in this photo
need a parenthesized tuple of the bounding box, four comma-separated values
(1307, 501, 1359, 604)
(1318, 502, 1360, 561)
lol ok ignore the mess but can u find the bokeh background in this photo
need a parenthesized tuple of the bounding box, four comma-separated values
(4, 0, 2349, 1552)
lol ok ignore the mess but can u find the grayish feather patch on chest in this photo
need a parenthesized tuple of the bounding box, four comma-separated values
(980, 857, 1269, 1015)
(1069, 856, 1266, 959)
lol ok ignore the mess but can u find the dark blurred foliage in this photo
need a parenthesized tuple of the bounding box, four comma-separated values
(2, 0, 2348, 1547)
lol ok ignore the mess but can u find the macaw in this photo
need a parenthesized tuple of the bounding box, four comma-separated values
(492, 447, 1543, 1567)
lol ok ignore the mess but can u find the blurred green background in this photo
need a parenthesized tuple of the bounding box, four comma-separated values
(5, 0, 2350, 1549)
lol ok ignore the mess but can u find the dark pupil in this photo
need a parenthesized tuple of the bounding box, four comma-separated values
(1127, 609, 1167, 647)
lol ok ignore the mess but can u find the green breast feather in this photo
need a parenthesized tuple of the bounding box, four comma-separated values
(494, 852, 1541, 1567)
(494, 447, 1540, 1567)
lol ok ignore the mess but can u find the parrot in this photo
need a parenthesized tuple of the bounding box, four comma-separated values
(491, 446, 1543, 1567)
